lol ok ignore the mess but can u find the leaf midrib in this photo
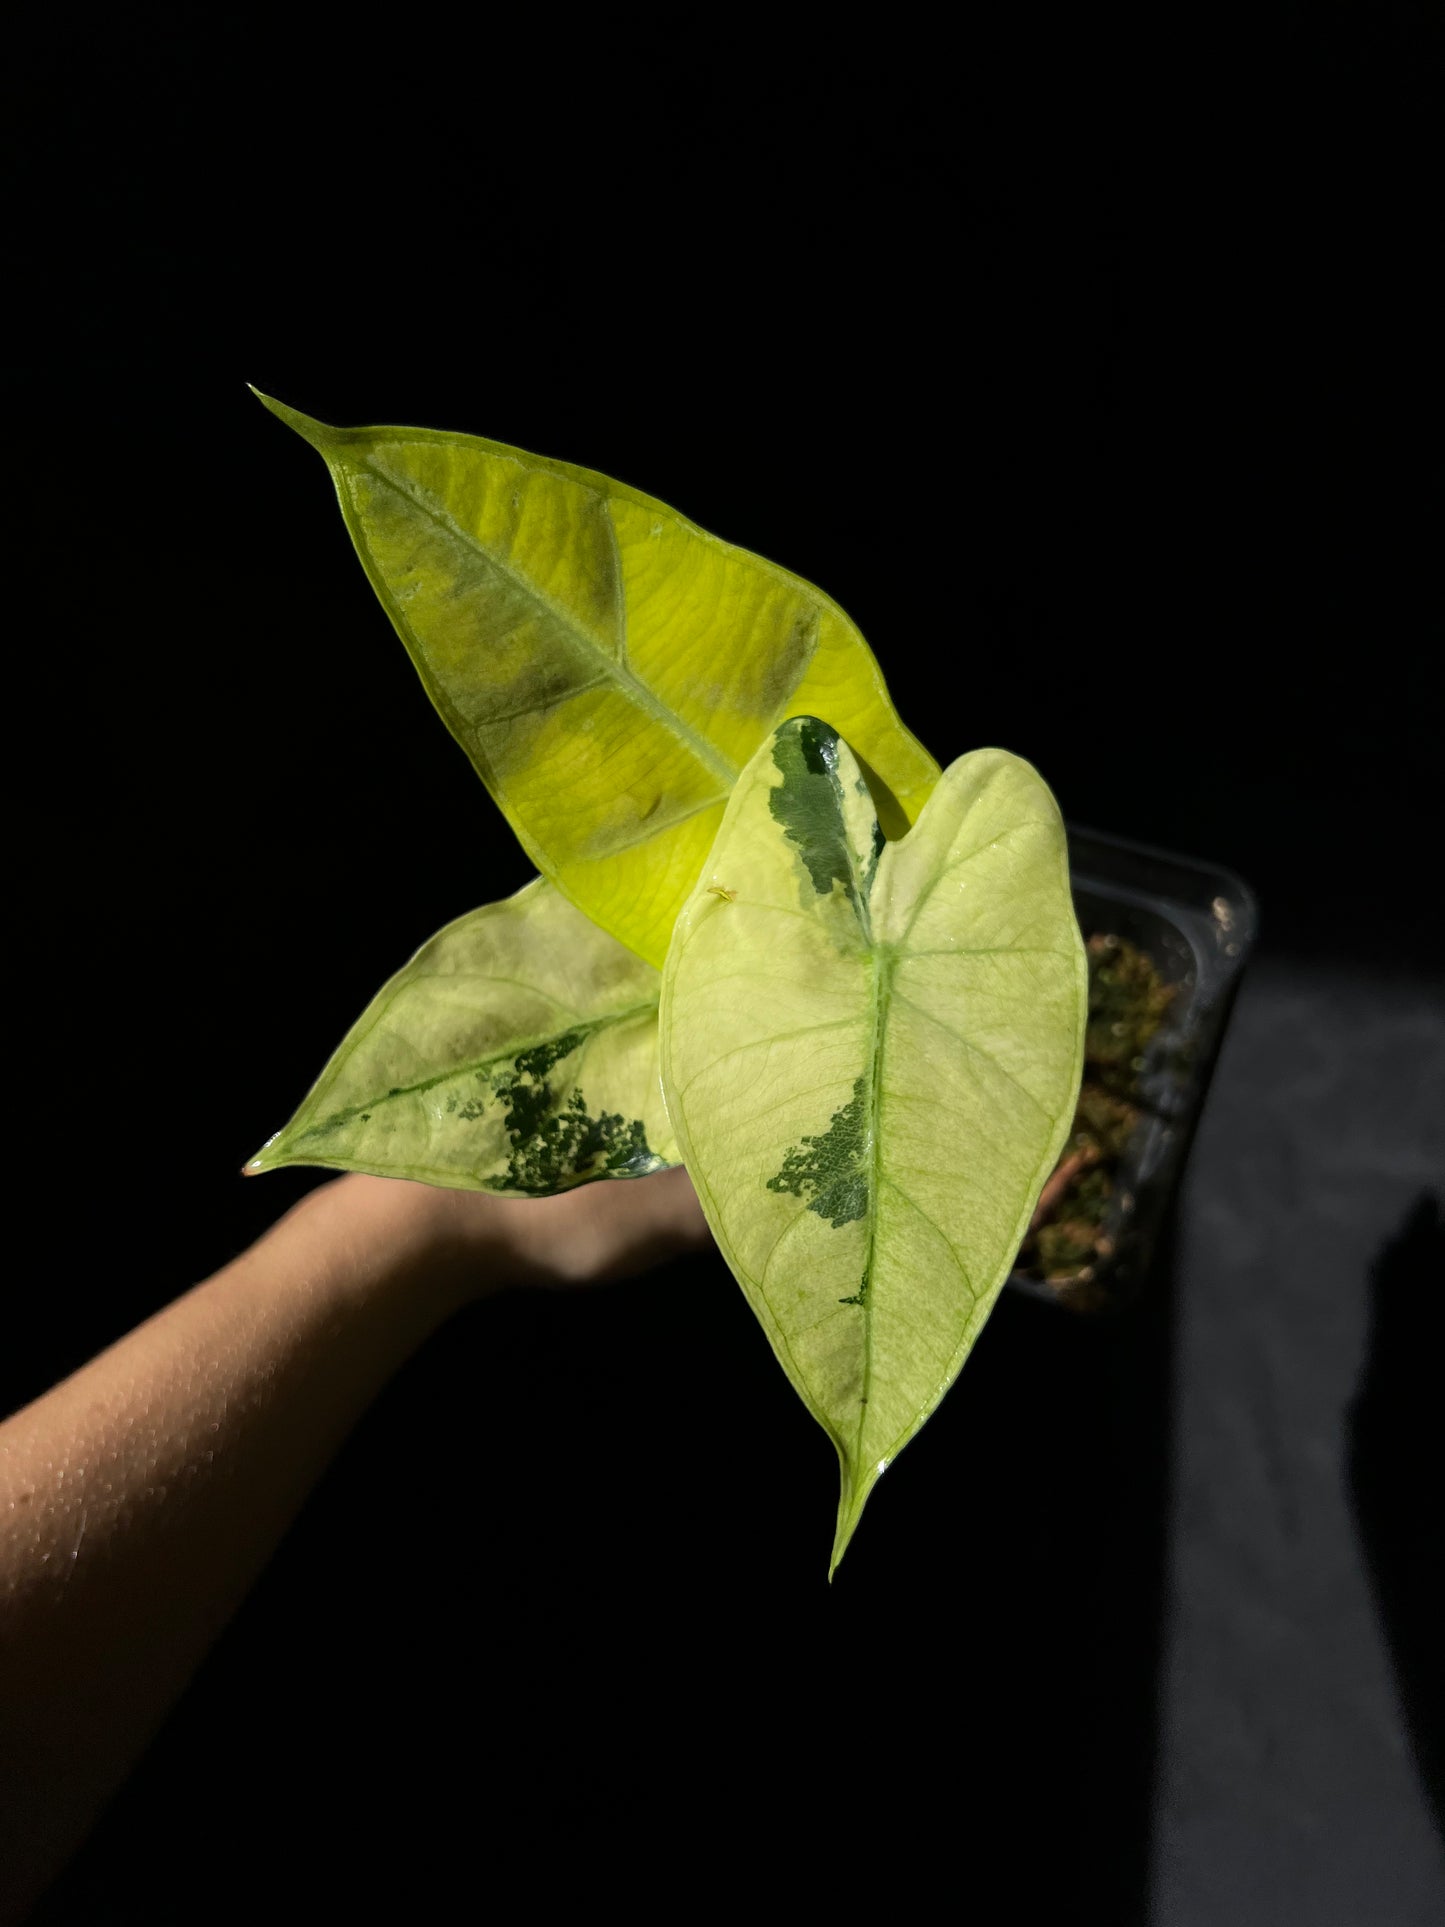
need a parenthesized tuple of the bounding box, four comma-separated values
(843, 794, 1020, 1496)
(842, 808, 1055, 1504)
(287, 1000, 658, 1146)
(822, 733, 889, 1483)
(358, 454, 740, 791)
(855, 942, 893, 1472)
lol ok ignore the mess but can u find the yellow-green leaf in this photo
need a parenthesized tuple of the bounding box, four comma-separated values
(659, 719, 1087, 1574)
(252, 391, 939, 966)
(247, 879, 676, 1194)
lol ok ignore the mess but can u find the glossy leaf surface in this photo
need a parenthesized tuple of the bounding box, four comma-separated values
(248, 880, 676, 1193)
(253, 392, 939, 966)
(660, 720, 1087, 1572)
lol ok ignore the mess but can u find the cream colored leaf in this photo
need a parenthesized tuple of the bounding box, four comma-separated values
(660, 720, 1086, 1573)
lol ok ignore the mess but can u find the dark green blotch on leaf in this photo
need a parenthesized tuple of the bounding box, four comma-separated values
(769, 719, 860, 906)
(767, 1075, 869, 1228)
(489, 1031, 660, 1192)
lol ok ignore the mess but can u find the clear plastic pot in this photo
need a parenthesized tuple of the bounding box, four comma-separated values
(1009, 824, 1259, 1313)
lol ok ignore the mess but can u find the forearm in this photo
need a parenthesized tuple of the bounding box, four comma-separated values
(0, 1166, 701, 1920)
(0, 1175, 488, 1913)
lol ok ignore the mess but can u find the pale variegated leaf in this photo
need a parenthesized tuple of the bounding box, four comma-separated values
(248, 879, 676, 1194)
(660, 720, 1087, 1572)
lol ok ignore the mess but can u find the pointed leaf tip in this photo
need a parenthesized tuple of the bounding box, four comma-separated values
(243, 1129, 286, 1176)
(828, 1485, 869, 1578)
(247, 387, 338, 453)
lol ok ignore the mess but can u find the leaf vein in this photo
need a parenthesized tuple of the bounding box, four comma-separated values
(676, 1018, 859, 1091)
(358, 455, 737, 788)
(890, 990, 1055, 1121)
(287, 1001, 657, 1144)
(878, 1174, 977, 1300)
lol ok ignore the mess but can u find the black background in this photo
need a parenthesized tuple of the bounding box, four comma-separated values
(10, 13, 1441, 1921)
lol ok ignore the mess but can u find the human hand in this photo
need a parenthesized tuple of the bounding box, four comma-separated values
(348, 1163, 712, 1314)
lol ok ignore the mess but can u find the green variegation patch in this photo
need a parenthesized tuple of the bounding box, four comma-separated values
(767, 1075, 870, 1228)
(247, 879, 676, 1194)
(660, 720, 1087, 1574)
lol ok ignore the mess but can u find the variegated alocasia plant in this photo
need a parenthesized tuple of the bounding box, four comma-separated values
(247, 394, 1088, 1573)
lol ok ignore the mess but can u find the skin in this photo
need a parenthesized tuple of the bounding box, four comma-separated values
(0, 1167, 708, 1922)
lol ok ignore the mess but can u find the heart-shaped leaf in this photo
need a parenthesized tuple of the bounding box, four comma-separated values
(253, 392, 939, 967)
(247, 879, 676, 1193)
(660, 719, 1086, 1573)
